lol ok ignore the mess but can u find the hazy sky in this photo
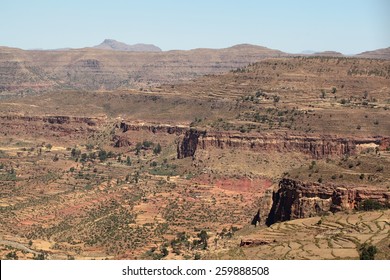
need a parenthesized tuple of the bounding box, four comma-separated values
(1, 0, 389, 54)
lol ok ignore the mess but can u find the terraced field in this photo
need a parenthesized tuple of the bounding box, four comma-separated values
(209, 210, 390, 260)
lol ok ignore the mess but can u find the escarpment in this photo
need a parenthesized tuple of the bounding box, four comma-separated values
(0, 115, 102, 138)
(177, 129, 387, 159)
(265, 178, 390, 226)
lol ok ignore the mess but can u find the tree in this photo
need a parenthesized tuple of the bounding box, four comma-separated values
(359, 244, 377, 260)
(45, 143, 52, 151)
(98, 150, 107, 162)
(71, 148, 81, 158)
(134, 171, 139, 183)
(153, 143, 162, 155)
(161, 246, 169, 257)
(34, 253, 46, 260)
(80, 153, 87, 163)
(135, 143, 142, 155)
(6, 251, 18, 260)
(53, 154, 59, 162)
(126, 156, 131, 166)
(142, 140, 153, 148)
(251, 210, 261, 227)
(194, 253, 201, 260)
(359, 199, 382, 211)
(197, 230, 209, 249)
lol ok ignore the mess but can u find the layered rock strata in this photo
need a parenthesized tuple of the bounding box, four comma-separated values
(177, 130, 386, 159)
(266, 178, 390, 225)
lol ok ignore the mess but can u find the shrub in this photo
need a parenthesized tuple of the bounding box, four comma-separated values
(376, 165, 384, 172)
(34, 253, 46, 260)
(340, 98, 348, 105)
(86, 143, 94, 151)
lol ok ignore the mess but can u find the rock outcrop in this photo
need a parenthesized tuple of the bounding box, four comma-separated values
(266, 178, 390, 226)
(177, 129, 206, 158)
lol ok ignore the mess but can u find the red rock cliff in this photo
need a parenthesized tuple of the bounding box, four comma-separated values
(265, 178, 390, 226)
(177, 130, 387, 159)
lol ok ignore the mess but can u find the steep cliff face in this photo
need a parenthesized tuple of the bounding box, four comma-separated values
(177, 129, 386, 159)
(177, 129, 206, 158)
(266, 178, 390, 226)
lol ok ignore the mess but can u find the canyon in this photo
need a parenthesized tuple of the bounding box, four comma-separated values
(0, 53, 389, 260)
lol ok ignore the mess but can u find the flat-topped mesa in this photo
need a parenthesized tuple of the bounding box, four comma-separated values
(265, 178, 390, 226)
(177, 129, 387, 159)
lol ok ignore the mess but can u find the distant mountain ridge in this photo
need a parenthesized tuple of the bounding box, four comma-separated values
(312, 51, 344, 57)
(355, 47, 390, 59)
(93, 39, 162, 52)
(0, 43, 286, 96)
(0, 42, 389, 97)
